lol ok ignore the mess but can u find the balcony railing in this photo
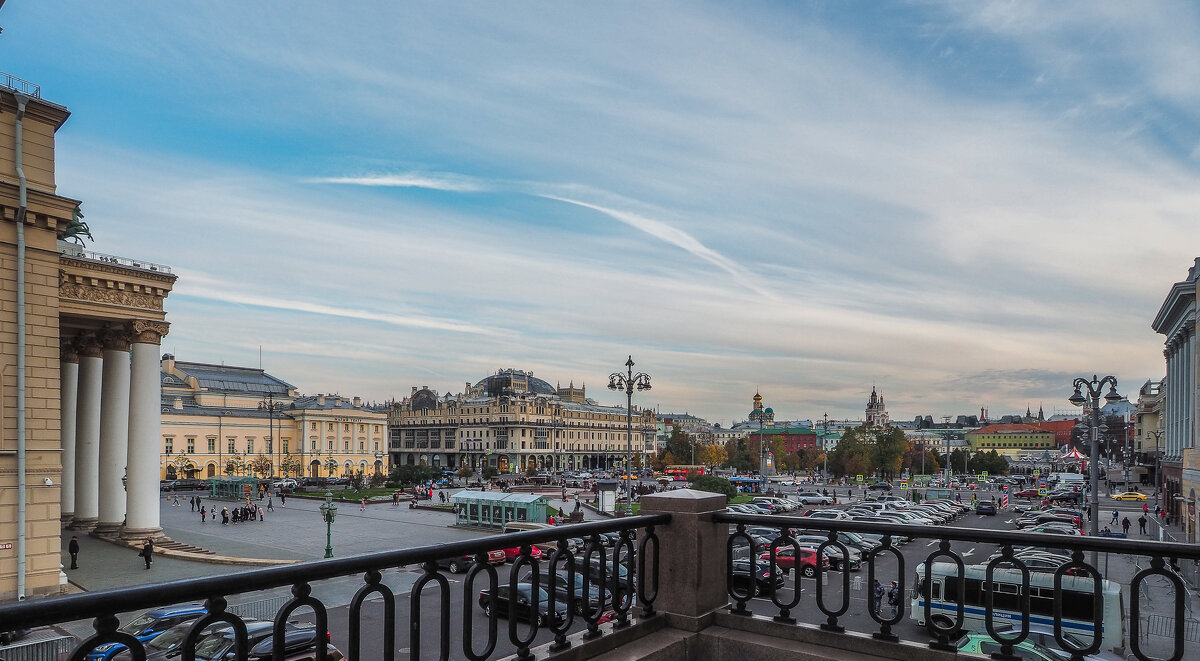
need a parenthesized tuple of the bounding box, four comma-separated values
(60, 245, 174, 275)
(0, 515, 668, 661)
(0, 71, 41, 98)
(715, 511, 1200, 661)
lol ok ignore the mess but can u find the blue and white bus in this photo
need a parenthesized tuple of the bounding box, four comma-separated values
(911, 562, 1124, 654)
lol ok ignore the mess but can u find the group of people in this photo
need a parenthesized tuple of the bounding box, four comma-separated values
(1108, 503, 1163, 536)
(872, 579, 902, 617)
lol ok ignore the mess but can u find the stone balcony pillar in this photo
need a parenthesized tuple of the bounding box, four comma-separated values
(59, 347, 79, 523)
(95, 332, 131, 536)
(637, 488, 728, 630)
(70, 341, 103, 531)
(123, 320, 169, 540)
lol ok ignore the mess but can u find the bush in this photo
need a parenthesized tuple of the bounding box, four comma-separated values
(690, 475, 736, 499)
(482, 466, 500, 480)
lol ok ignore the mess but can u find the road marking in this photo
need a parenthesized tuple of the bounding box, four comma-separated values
(963, 547, 975, 557)
(926, 541, 937, 547)
(1004, 519, 1014, 524)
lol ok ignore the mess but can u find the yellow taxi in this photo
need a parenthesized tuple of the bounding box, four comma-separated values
(1111, 491, 1147, 501)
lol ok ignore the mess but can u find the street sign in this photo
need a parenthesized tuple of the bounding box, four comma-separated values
(1032, 469, 1041, 477)
(980, 471, 989, 478)
(900, 480, 909, 490)
(1038, 488, 1047, 496)
(856, 475, 864, 483)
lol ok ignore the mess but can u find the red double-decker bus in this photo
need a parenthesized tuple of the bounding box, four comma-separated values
(664, 465, 706, 481)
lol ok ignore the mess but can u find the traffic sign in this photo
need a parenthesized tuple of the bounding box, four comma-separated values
(980, 471, 989, 478)
(1032, 469, 1041, 477)
(900, 479, 909, 490)
(1037, 488, 1047, 496)
(856, 475, 864, 483)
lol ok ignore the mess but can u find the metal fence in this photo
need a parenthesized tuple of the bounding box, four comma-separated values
(716, 511, 1200, 661)
(0, 634, 76, 661)
(0, 514, 668, 661)
(1142, 614, 1200, 643)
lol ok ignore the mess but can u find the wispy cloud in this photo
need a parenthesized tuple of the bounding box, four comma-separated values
(310, 172, 489, 192)
(540, 195, 777, 301)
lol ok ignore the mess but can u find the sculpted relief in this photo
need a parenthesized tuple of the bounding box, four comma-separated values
(58, 282, 164, 311)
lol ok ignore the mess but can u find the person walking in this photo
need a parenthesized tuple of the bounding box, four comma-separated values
(872, 580, 885, 616)
(1143, 503, 1150, 515)
(68, 535, 80, 569)
(200, 506, 207, 523)
(1121, 516, 1131, 536)
(266, 496, 274, 511)
(190, 495, 197, 511)
(221, 507, 229, 525)
(887, 581, 901, 618)
(1111, 509, 1119, 525)
(1138, 514, 1148, 535)
(258, 506, 266, 522)
(140, 538, 154, 570)
(280, 492, 286, 507)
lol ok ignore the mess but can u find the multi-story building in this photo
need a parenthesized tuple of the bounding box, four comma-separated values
(1, 78, 177, 601)
(865, 386, 889, 427)
(965, 424, 1056, 457)
(388, 369, 656, 473)
(160, 356, 387, 480)
(1153, 257, 1200, 519)
(1134, 379, 1165, 469)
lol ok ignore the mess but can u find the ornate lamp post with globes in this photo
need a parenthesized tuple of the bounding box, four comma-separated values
(319, 491, 338, 558)
(259, 392, 284, 478)
(609, 356, 651, 516)
(1068, 374, 1122, 563)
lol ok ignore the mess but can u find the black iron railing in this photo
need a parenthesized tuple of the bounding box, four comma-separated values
(715, 512, 1200, 661)
(0, 514, 668, 661)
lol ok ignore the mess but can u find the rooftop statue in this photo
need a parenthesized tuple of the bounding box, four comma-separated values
(60, 205, 94, 246)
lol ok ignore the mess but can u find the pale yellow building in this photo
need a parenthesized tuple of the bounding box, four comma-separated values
(160, 356, 388, 480)
(390, 369, 656, 473)
(1, 78, 176, 601)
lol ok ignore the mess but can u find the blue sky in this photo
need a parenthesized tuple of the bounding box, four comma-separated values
(6, 2, 1199, 425)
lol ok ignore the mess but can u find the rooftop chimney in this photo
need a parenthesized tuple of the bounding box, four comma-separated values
(317, 394, 326, 405)
(353, 396, 361, 407)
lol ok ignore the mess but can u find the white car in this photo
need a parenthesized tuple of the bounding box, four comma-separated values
(795, 492, 833, 505)
(805, 509, 850, 521)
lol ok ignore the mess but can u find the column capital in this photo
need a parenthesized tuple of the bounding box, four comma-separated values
(101, 326, 132, 352)
(130, 319, 170, 345)
(61, 341, 79, 363)
(77, 334, 104, 359)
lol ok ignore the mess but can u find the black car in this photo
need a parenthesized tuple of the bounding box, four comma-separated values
(730, 559, 785, 596)
(976, 501, 997, 515)
(866, 482, 893, 491)
(478, 584, 568, 626)
(520, 570, 610, 614)
(571, 555, 632, 593)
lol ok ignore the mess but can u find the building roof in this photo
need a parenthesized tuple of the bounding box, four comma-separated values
(968, 424, 1051, 435)
(165, 360, 294, 396)
(450, 491, 546, 504)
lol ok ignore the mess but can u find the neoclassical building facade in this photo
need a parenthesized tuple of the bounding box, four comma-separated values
(160, 356, 388, 480)
(1, 80, 176, 600)
(1153, 257, 1199, 521)
(389, 369, 656, 473)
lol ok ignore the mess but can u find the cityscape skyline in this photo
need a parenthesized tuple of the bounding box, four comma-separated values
(5, 3, 1197, 424)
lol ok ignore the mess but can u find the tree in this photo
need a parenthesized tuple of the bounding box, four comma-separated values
(968, 450, 1009, 475)
(171, 454, 195, 479)
(690, 475, 736, 499)
(872, 427, 908, 480)
(456, 465, 475, 480)
(828, 426, 874, 478)
(482, 466, 499, 480)
(698, 444, 727, 468)
(525, 464, 538, 478)
(798, 447, 824, 472)
(250, 454, 274, 478)
(349, 468, 366, 491)
(663, 426, 695, 464)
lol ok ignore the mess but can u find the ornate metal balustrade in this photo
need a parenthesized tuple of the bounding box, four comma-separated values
(715, 511, 1200, 661)
(0, 515, 667, 661)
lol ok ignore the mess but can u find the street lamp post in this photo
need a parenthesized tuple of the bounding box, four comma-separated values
(259, 392, 284, 478)
(1069, 375, 1123, 564)
(822, 413, 829, 482)
(1148, 429, 1164, 507)
(609, 356, 651, 516)
(319, 491, 338, 558)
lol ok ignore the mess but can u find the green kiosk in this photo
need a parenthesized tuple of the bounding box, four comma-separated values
(451, 491, 548, 529)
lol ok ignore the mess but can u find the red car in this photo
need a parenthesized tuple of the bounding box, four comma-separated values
(758, 547, 828, 578)
(500, 546, 543, 563)
(1014, 489, 1041, 498)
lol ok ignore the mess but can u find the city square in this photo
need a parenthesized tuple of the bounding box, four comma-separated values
(2, 3, 1200, 661)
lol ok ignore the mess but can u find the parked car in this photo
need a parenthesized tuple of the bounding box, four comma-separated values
(803, 509, 850, 521)
(730, 559, 786, 596)
(1014, 488, 1041, 498)
(794, 492, 833, 506)
(758, 547, 826, 578)
(788, 537, 862, 571)
(478, 584, 568, 626)
(113, 620, 241, 661)
(955, 632, 1110, 661)
(436, 549, 506, 573)
(86, 604, 208, 660)
(572, 555, 632, 592)
(499, 545, 543, 563)
(866, 482, 893, 491)
(975, 500, 997, 515)
(187, 621, 333, 661)
(519, 570, 610, 614)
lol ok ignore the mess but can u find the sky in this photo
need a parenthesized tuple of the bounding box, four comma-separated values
(4, 2, 1199, 426)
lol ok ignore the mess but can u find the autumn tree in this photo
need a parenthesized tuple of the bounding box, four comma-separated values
(699, 444, 727, 468)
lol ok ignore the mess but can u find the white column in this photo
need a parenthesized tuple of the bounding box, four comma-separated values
(60, 353, 79, 522)
(71, 347, 103, 530)
(123, 321, 169, 539)
(95, 338, 131, 535)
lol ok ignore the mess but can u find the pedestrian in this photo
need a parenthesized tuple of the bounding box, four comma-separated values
(392, 492, 400, 507)
(887, 580, 901, 618)
(360, 497, 367, 511)
(200, 506, 206, 523)
(267, 496, 274, 512)
(258, 506, 265, 522)
(140, 538, 154, 570)
(1111, 509, 1119, 524)
(232, 508, 240, 524)
(1143, 503, 1150, 515)
(221, 507, 229, 525)
(68, 535, 80, 569)
(872, 579, 884, 616)
(172, 494, 181, 507)
(1138, 514, 1148, 535)
(280, 492, 286, 507)
(190, 495, 196, 511)
(1121, 517, 1131, 535)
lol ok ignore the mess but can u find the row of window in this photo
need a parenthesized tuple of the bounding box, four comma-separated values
(309, 422, 383, 433)
(163, 437, 382, 454)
